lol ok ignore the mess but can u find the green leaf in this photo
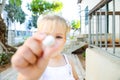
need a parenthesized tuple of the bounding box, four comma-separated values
(52, 1, 63, 12)
(9, 0, 14, 5)
(71, 20, 80, 30)
(9, 0, 22, 6)
(16, 0, 22, 7)
(4, 2, 26, 24)
(29, 0, 63, 14)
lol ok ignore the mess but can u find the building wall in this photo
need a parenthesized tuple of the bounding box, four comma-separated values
(86, 48, 120, 80)
(7, 30, 15, 46)
(80, 0, 101, 34)
(80, 0, 120, 36)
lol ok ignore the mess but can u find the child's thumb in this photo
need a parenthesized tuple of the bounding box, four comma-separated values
(44, 45, 58, 58)
(37, 45, 58, 69)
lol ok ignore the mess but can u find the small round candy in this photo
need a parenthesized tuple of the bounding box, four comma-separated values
(42, 35, 55, 47)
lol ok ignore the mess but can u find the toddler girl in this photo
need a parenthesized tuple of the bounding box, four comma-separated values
(11, 14, 79, 80)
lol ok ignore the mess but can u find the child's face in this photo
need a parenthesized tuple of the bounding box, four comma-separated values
(38, 21, 67, 57)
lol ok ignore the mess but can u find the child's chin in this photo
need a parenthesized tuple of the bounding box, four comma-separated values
(51, 54, 57, 58)
(50, 53, 60, 58)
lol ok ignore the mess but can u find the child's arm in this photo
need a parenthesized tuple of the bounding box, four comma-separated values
(11, 32, 58, 80)
(69, 58, 80, 80)
(17, 73, 38, 80)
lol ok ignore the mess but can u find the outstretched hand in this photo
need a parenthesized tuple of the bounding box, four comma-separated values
(11, 32, 58, 80)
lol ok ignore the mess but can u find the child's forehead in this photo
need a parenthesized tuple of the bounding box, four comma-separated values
(42, 26, 66, 35)
(38, 20, 66, 35)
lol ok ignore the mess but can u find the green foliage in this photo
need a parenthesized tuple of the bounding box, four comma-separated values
(27, 14, 38, 29)
(0, 53, 14, 66)
(70, 36, 74, 39)
(9, 0, 22, 7)
(82, 52, 86, 58)
(28, 0, 63, 15)
(71, 20, 80, 30)
(4, 0, 26, 24)
(31, 15, 38, 28)
(52, 1, 63, 12)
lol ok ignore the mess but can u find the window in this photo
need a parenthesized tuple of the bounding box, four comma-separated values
(85, 6, 89, 25)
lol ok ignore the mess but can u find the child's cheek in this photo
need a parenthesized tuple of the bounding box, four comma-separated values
(55, 41, 65, 50)
(50, 41, 65, 57)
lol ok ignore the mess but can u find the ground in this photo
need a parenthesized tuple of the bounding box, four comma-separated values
(0, 63, 11, 72)
(0, 54, 85, 72)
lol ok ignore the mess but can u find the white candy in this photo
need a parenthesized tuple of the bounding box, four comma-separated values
(42, 35, 55, 47)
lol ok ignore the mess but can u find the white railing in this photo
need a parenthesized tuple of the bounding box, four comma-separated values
(88, 0, 120, 58)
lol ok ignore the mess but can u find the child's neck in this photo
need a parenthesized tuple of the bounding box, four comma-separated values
(48, 54, 66, 67)
(50, 53, 62, 59)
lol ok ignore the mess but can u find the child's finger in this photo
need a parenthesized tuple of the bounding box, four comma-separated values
(11, 47, 29, 68)
(37, 44, 59, 68)
(21, 46, 37, 64)
(32, 32, 46, 42)
(24, 37, 43, 57)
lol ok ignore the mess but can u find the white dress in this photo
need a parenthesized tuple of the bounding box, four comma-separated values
(39, 54, 75, 80)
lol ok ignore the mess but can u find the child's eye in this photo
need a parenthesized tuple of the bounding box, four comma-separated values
(56, 36, 63, 39)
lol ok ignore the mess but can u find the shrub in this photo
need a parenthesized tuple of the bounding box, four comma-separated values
(0, 53, 14, 66)
(82, 52, 86, 58)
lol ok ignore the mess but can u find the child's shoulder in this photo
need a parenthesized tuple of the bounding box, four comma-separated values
(63, 54, 73, 65)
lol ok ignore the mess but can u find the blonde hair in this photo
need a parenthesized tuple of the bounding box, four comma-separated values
(37, 14, 70, 35)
